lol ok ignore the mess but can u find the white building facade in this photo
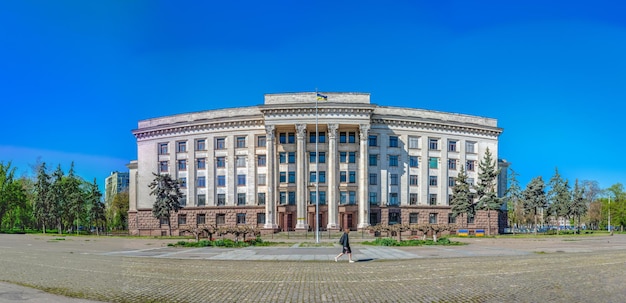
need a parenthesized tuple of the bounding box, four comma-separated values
(128, 92, 504, 236)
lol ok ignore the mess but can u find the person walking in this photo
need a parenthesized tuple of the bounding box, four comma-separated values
(335, 229, 355, 263)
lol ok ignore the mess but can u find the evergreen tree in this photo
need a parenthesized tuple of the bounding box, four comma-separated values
(86, 178, 105, 235)
(504, 168, 524, 232)
(450, 166, 473, 228)
(475, 148, 502, 235)
(570, 179, 587, 233)
(33, 162, 54, 233)
(64, 162, 85, 233)
(50, 165, 65, 233)
(522, 176, 547, 234)
(149, 173, 183, 236)
(547, 168, 571, 233)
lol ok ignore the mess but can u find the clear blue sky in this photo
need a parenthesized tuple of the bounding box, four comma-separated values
(1, 0, 624, 192)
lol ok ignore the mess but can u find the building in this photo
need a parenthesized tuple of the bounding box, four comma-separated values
(128, 92, 504, 236)
(105, 171, 130, 206)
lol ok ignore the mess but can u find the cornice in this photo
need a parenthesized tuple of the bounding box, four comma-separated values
(371, 118, 503, 137)
(261, 106, 374, 117)
(133, 119, 265, 140)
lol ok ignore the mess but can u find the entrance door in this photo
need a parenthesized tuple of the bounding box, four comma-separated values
(287, 214, 293, 231)
(346, 214, 353, 231)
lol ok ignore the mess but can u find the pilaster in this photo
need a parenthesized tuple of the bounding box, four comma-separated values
(263, 125, 278, 229)
(358, 124, 370, 229)
(327, 123, 339, 229)
(295, 124, 308, 230)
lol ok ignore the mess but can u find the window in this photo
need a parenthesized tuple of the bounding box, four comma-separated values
(236, 136, 246, 148)
(409, 156, 418, 168)
(340, 191, 347, 204)
(197, 176, 206, 187)
(410, 175, 418, 186)
(309, 191, 317, 204)
(177, 159, 187, 171)
(466, 160, 475, 171)
(160, 217, 169, 226)
(197, 194, 206, 206)
(349, 171, 356, 183)
(257, 213, 266, 224)
(197, 214, 206, 224)
(288, 152, 296, 163)
(408, 137, 419, 149)
(236, 213, 246, 224)
(449, 177, 455, 187)
(369, 154, 377, 166)
(258, 174, 266, 186)
(429, 138, 439, 150)
(217, 175, 225, 187)
(179, 195, 186, 206)
(257, 136, 266, 147)
(348, 152, 356, 163)
(410, 193, 418, 205)
(467, 214, 475, 224)
(280, 172, 286, 183)
(349, 191, 356, 204)
(389, 136, 398, 147)
(340, 171, 347, 183)
(178, 177, 187, 189)
(319, 191, 326, 204)
(309, 132, 316, 143)
(448, 213, 457, 224)
(279, 192, 286, 204)
(429, 194, 437, 205)
(216, 214, 226, 225)
(448, 159, 457, 170)
(257, 193, 266, 205)
(429, 157, 438, 169)
(389, 155, 398, 167)
(288, 192, 296, 205)
(368, 135, 377, 146)
(369, 173, 377, 185)
(318, 152, 326, 163)
(178, 214, 187, 225)
(429, 213, 438, 224)
(159, 161, 168, 172)
(257, 155, 266, 166)
(466, 141, 476, 154)
(319, 171, 326, 183)
(237, 193, 246, 205)
(237, 174, 246, 186)
(217, 194, 226, 206)
(310, 152, 326, 163)
(215, 138, 225, 150)
(339, 132, 347, 143)
(389, 193, 398, 206)
(348, 132, 356, 143)
(158, 143, 168, 155)
(318, 132, 326, 143)
(339, 152, 347, 163)
(369, 192, 378, 205)
(409, 213, 418, 224)
(448, 140, 457, 152)
(197, 158, 206, 169)
(279, 132, 295, 144)
(288, 172, 296, 183)
(279, 152, 286, 164)
(429, 176, 437, 186)
(196, 139, 206, 151)
(177, 141, 187, 153)
(390, 174, 398, 185)
(236, 156, 246, 167)
(389, 211, 400, 225)
(216, 157, 225, 168)
(310, 171, 317, 183)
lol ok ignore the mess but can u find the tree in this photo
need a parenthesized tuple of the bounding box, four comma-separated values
(570, 179, 587, 233)
(148, 173, 183, 236)
(86, 178, 105, 235)
(522, 176, 547, 235)
(475, 148, 502, 236)
(33, 162, 54, 233)
(50, 165, 66, 233)
(546, 168, 571, 233)
(109, 191, 129, 230)
(0, 162, 27, 231)
(450, 166, 473, 228)
(64, 162, 85, 233)
(605, 183, 626, 231)
(504, 168, 524, 233)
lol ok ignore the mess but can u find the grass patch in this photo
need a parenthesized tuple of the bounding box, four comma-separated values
(167, 237, 284, 248)
(362, 237, 465, 246)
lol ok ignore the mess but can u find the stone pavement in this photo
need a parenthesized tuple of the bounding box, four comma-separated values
(1, 234, 626, 302)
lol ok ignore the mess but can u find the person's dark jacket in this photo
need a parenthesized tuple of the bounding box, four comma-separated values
(339, 232, 350, 248)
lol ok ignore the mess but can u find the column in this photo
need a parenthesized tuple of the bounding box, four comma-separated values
(264, 125, 278, 229)
(295, 124, 308, 230)
(326, 123, 339, 229)
(358, 124, 370, 229)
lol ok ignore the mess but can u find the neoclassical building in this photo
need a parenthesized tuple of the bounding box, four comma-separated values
(128, 92, 504, 236)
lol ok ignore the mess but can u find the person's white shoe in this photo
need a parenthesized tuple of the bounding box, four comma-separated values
(334, 257, 338, 262)
(349, 260, 355, 263)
